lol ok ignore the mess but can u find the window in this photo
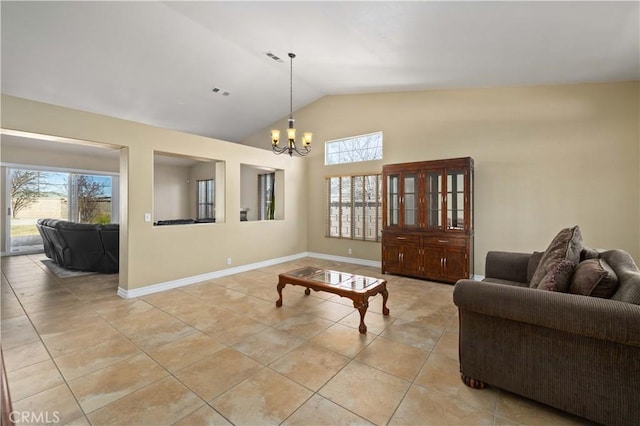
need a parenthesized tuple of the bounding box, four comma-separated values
(8, 167, 117, 253)
(325, 174, 382, 241)
(258, 173, 275, 220)
(197, 179, 214, 218)
(325, 132, 383, 165)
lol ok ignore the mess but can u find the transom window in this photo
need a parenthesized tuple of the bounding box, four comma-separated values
(325, 132, 383, 165)
(325, 174, 382, 241)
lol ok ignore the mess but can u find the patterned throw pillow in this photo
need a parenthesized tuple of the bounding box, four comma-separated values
(537, 259, 576, 292)
(529, 226, 583, 289)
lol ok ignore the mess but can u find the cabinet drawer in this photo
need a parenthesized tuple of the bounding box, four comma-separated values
(423, 236, 467, 247)
(383, 233, 421, 246)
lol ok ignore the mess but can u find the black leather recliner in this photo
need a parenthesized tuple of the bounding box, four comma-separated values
(36, 219, 57, 261)
(36, 218, 119, 273)
(99, 224, 119, 273)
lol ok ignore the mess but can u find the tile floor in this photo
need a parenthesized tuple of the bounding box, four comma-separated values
(1, 253, 593, 425)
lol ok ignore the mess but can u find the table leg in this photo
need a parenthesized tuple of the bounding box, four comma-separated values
(304, 288, 310, 295)
(276, 282, 285, 307)
(381, 286, 390, 315)
(353, 297, 369, 334)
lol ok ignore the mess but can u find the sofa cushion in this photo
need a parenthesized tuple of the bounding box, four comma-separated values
(530, 226, 583, 289)
(570, 259, 619, 298)
(536, 259, 576, 292)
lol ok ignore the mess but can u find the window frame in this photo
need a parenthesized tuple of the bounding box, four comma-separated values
(5, 164, 118, 255)
(324, 131, 383, 165)
(325, 173, 382, 242)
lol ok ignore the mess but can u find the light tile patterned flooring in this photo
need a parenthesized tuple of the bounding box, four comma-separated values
(1, 253, 592, 425)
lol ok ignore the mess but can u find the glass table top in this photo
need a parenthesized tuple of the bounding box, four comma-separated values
(285, 267, 381, 290)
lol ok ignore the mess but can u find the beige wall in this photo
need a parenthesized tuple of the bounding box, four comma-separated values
(153, 163, 190, 221)
(1, 95, 308, 290)
(0, 140, 120, 173)
(243, 81, 640, 274)
(240, 164, 261, 221)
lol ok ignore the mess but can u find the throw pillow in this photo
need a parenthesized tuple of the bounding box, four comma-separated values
(536, 259, 576, 292)
(526, 251, 544, 283)
(570, 258, 619, 299)
(602, 249, 640, 305)
(529, 226, 583, 289)
(580, 246, 601, 261)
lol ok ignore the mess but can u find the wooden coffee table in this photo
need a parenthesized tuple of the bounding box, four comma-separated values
(276, 266, 389, 333)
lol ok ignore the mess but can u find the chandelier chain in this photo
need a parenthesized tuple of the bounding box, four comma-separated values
(289, 54, 293, 119)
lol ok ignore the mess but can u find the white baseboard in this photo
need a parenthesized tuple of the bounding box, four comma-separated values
(117, 251, 381, 299)
(306, 252, 381, 269)
(473, 274, 485, 281)
(117, 252, 307, 299)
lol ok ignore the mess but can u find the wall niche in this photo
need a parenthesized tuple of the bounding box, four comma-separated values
(240, 164, 284, 221)
(153, 151, 225, 225)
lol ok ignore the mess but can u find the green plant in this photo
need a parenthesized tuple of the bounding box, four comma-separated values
(267, 184, 275, 220)
(95, 213, 111, 224)
(10, 225, 39, 237)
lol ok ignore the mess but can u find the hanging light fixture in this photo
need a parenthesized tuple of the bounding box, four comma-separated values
(271, 53, 312, 156)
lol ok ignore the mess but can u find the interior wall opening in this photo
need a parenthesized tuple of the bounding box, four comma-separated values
(153, 151, 225, 225)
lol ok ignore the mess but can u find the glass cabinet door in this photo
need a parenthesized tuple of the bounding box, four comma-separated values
(446, 169, 466, 230)
(403, 173, 418, 228)
(386, 175, 399, 227)
(426, 171, 443, 230)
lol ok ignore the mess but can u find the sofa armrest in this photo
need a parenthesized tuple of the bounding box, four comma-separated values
(454, 279, 640, 347)
(484, 251, 530, 284)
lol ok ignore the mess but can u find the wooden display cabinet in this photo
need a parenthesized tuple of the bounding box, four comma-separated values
(382, 157, 474, 283)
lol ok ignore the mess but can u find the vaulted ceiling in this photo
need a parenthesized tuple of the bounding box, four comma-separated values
(2, 1, 639, 145)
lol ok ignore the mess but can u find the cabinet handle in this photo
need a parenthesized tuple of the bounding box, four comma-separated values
(441, 258, 444, 268)
(444, 258, 447, 268)
(396, 237, 407, 240)
(438, 240, 448, 243)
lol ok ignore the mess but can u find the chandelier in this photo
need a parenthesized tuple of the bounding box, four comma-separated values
(271, 53, 312, 156)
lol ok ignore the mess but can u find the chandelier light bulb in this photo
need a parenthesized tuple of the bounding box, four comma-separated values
(271, 129, 280, 146)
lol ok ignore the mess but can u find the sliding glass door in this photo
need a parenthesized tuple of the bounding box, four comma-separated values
(69, 173, 113, 223)
(6, 167, 116, 254)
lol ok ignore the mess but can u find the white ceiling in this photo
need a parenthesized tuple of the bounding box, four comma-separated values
(2, 1, 639, 147)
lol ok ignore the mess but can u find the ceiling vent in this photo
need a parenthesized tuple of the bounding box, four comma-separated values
(211, 87, 230, 96)
(265, 52, 284, 63)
